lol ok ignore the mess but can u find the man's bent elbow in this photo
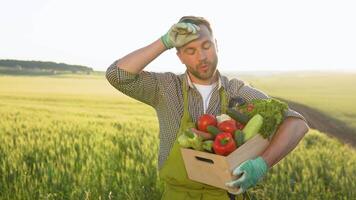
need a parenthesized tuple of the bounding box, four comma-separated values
(295, 118, 310, 136)
(105, 61, 120, 87)
(285, 117, 310, 137)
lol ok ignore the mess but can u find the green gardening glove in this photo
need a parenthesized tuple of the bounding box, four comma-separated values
(161, 22, 200, 49)
(225, 156, 268, 194)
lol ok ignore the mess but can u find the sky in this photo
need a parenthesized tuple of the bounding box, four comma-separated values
(1, 0, 356, 72)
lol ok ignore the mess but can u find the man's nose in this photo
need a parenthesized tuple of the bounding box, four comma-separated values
(197, 49, 207, 61)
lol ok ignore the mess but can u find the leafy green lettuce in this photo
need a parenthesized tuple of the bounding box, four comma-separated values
(237, 98, 288, 139)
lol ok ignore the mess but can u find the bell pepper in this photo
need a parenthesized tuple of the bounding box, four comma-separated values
(213, 132, 237, 156)
(197, 114, 217, 132)
(218, 119, 237, 134)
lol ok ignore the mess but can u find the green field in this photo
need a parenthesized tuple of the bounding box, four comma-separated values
(235, 72, 356, 132)
(0, 73, 355, 199)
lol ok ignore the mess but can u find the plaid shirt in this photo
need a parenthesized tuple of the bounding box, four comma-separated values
(106, 61, 305, 169)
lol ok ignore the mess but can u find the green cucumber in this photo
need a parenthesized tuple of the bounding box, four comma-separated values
(243, 114, 263, 141)
(234, 130, 245, 146)
(227, 108, 249, 124)
(207, 125, 221, 136)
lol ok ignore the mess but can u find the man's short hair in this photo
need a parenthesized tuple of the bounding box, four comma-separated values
(178, 16, 213, 35)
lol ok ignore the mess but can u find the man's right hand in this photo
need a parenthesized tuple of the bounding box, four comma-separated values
(161, 22, 200, 49)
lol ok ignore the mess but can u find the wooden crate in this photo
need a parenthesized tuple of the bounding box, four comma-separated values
(180, 135, 269, 193)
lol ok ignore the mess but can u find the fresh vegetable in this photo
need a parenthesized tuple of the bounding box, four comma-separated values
(247, 103, 255, 112)
(227, 108, 249, 124)
(237, 99, 288, 138)
(190, 128, 214, 140)
(177, 133, 191, 148)
(213, 132, 237, 156)
(197, 114, 217, 132)
(206, 125, 221, 136)
(243, 114, 264, 141)
(202, 140, 214, 152)
(234, 130, 245, 146)
(177, 130, 204, 151)
(188, 134, 204, 151)
(235, 121, 245, 130)
(217, 119, 237, 134)
(216, 114, 232, 123)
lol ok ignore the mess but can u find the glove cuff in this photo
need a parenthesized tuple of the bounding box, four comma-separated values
(255, 156, 268, 176)
(160, 34, 173, 49)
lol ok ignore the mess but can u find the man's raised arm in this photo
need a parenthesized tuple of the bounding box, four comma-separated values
(116, 39, 166, 74)
(115, 22, 201, 74)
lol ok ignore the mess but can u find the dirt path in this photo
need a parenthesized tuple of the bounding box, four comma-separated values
(279, 98, 356, 147)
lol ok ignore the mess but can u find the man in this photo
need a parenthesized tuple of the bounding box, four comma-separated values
(106, 16, 309, 200)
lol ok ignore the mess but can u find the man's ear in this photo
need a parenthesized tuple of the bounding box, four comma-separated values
(176, 50, 185, 64)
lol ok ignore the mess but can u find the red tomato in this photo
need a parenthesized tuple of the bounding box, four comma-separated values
(218, 120, 237, 134)
(197, 114, 217, 132)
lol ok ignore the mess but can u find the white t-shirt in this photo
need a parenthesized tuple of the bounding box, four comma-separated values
(193, 82, 217, 113)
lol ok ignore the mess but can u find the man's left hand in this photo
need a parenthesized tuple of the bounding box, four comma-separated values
(225, 156, 268, 194)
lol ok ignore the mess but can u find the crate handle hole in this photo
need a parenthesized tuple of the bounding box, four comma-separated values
(195, 156, 214, 164)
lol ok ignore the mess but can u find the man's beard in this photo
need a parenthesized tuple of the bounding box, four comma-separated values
(187, 58, 218, 81)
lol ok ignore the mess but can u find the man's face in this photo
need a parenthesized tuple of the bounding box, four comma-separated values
(177, 25, 218, 84)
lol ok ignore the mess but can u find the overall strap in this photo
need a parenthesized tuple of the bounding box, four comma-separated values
(219, 87, 228, 114)
(182, 79, 192, 122)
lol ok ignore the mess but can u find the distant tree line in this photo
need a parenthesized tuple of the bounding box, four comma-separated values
(0, 59, 93, 74)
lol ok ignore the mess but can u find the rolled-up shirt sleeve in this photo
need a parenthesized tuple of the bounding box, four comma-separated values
(105, 60, 161, 108)
(284, 109, 307, 123)
(106, 60, 139, 85)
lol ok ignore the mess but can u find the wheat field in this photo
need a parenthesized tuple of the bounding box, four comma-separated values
(0, 74, 355, 199)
